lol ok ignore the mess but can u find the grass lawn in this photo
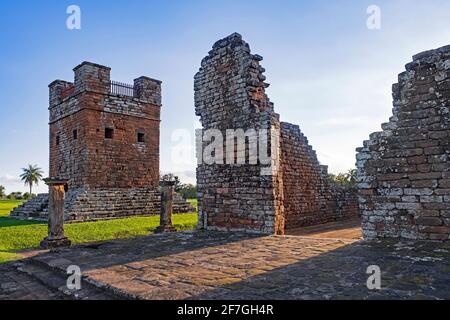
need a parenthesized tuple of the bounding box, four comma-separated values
(0, 200, 23, 217)
(0, 199, 198, 264)
(188, 198, 197, 210)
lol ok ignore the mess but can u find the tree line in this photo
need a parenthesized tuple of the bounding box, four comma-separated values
(0, 164, 43, 200)
(328, 169, 357, 187)
(160, 173, 197, 199)
(1, 167, 355, 201)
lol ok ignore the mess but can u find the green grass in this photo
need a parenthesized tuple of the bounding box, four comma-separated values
(0, 200, 23, 217)
(188, 198, 198, 210)
(0, 199, 198, 264)
(0, 251, 21, 263)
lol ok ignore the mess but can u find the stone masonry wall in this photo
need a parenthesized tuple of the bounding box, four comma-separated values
(195, 33, 359, 234)
(281, 123, 359, 229)
(356, 46, 450, 241)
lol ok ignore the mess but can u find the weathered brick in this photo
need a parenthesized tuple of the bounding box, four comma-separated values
(439, 179, 450, 188)
(415, 217, 442, 226)
(356, 45, 450, 241)
(419, 226, 450, 234)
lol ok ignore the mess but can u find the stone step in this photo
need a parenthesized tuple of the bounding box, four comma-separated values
(27, 256, 139, 300)
(15, 260, 121, 300)
(10, 189, 195, 222)
(9, 194, 49, 218)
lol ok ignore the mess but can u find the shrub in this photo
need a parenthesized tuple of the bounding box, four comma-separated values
(6, 192, 23, 200)
(178, 184, 197, 199)
(328, 169, 357, 187)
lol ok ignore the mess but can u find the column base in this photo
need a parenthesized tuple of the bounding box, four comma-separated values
(154, 225, 177, 233)
(40, 237, 71, 249)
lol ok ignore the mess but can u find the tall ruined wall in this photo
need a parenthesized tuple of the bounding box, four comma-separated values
(356, 46, 450, 241)
(195, 33, 284, 234)
(281, 123, 359, 229)
(195, 33, 359, 234)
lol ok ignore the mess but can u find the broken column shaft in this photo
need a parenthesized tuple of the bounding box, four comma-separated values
(40, 178, 71, 249)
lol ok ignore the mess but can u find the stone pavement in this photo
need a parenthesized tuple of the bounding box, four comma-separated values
(287, 219, 363, 240)
(1, 231, 450, 300)
(0, 263, 69, 300)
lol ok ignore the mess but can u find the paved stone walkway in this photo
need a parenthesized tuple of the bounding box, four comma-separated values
(0, 264, 68, 300)
(1, 231, 450, 300)
(287, 219, 363, 240)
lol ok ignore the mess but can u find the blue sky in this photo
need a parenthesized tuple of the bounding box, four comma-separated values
(1, 0, 450, 194)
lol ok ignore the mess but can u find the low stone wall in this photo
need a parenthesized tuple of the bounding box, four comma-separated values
(173, 194, 196, 213)
(64, 188, 160, 222)
(356, 45, 450, 241)
(9, 194, 49, 220)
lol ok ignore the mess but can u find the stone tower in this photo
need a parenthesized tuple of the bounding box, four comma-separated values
(47, 61, 161, 221)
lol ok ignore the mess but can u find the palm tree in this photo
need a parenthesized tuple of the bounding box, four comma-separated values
(20, 165, 44, 195)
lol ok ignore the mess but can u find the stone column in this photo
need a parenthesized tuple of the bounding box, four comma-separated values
(155, 181, 177, 233)
(40, 178, 71, 249)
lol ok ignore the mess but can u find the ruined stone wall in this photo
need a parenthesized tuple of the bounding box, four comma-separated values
(280, 123, 359, 229)
(46, 62, 162, 219)
(195, 33, 284, 234)
(195, 33, 359, 234)
(356, 46, 450, 241)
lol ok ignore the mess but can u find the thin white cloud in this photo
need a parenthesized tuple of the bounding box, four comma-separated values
(0, 173, 47, 194)
(0, 174, 20, 183)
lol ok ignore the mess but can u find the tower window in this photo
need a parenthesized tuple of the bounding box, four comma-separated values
(105, 128, 114, 139)
(56, 135, 60, 146)
(73, 129, 78, 140)
(137, 132, 145, 143)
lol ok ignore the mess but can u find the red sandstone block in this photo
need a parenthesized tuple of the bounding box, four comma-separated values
(416, 210, 440, 217)
(407, 156, 427, 165)
(416, 140, 439, 148)
(416, 164, 431, 173)
(427, 233, 449, 240)
(419, 226, 450, 234)
(387, 180, 411, 188)
(411, 180, 438, 188)
(428, 131, 447, 139)
(415, 217, 442, 226)
(424, 146, 444, 155)
(423, 203, 448, 210)
(378, 173, 407, 181)
(409, 172, 442, 180)
(439, 179, 450, 188)
(420, 195, 443, 203)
